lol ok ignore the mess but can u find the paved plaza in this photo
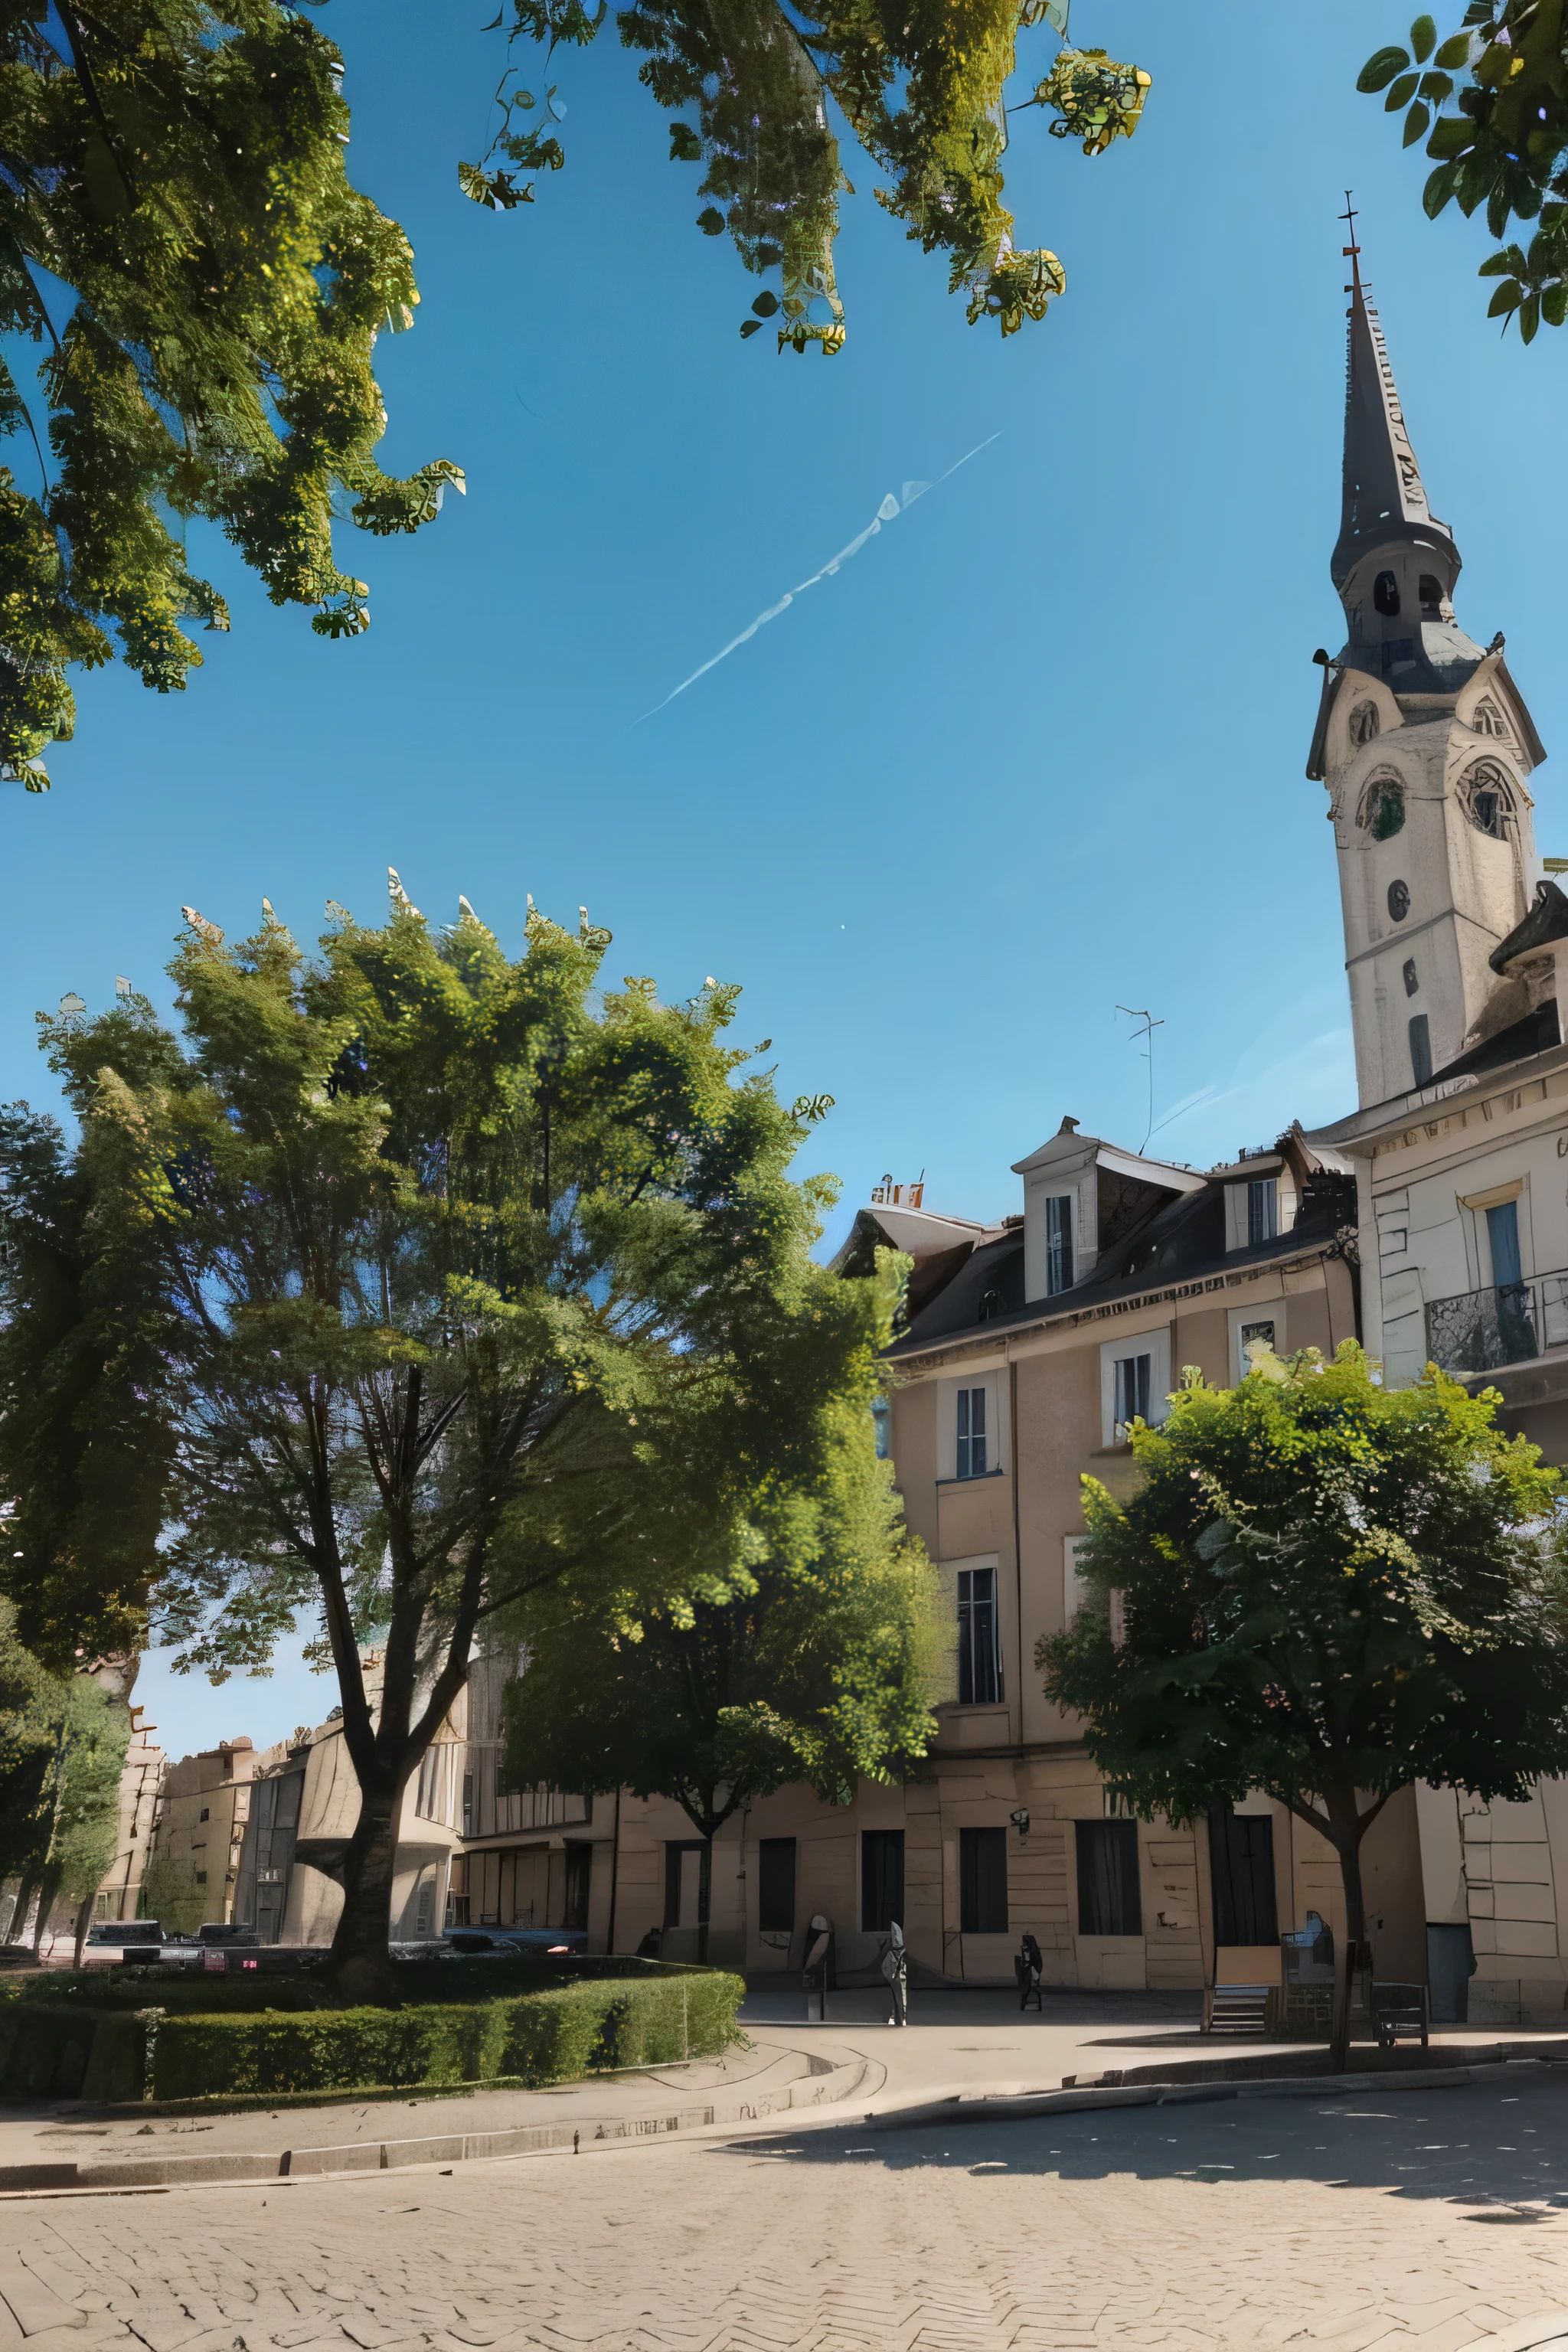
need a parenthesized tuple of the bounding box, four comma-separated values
(5, 2069, 1568, 2351)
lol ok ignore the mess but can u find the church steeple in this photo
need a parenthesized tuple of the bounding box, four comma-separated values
(1309, 217, 1547, 1112)
(1332, 231, 1459, 590)
(1328, 211, 1479, 694)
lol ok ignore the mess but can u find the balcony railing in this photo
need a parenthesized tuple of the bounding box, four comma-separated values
(1425, 1267, 1568, 1375)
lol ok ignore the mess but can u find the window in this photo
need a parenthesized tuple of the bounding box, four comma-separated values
(1409, 1013, 1432, 1089)
(1486, 1198, 1523, 1289)
(757, 1838, 797, 1934)
(413, 1871, 436, 1937)
(1374, 569, 1401, 616)
(664, 1841, 710, 1930)
(1418, 573, 1444, 613)
(1238, 1318, 1276, 1379)
(871, 1396, 890, 1460)
(1111, 1353, 1151, 1439)
(564, 1844, 592, 1930)
(194, 1870, 207, 1886)
(1357, 774, 1404, 840)
(1403, 958, 1419, 998)
(446, 1856, 471, 1927)
(1348, 700, 1380, 748)
(199, 1808, 210, 1822)
(956, 1386, 987, 1479)
(1473, 697, 1507, 739)
(1045, 1194, 1074, 1295)
(1462, 760, 1513, 840)
(1207, 1806, 1278, 1945)
(861, 1830, 905, 1932)
(1387, 878, 1410, 922)
(1075, 1819, 1142, 1936)
(957, 1566, 1001, 1704)
(959, 1828, 1009, 1934)
(1246, 1177, 1277, 1248)
(461, 1772, 474, 1837)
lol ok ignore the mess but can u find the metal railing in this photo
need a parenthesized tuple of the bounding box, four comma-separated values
(1424, 1267, 1568, 1375)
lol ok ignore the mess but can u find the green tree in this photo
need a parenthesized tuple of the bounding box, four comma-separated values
(0, 0, 462, 794)
(1039, 1343, 1568, 2069)
(466, 2, 1150, 350)
(501, 1387, 939, 1886)
(1360, 6, 1568, 341)
(0, 1599, 128, 1955)
(0, 880, 890, 1995)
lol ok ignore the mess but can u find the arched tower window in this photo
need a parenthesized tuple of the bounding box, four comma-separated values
(1460, 760, 1514, 841)
(1472, 698, 1507, 739)
(1348, 700, 1380, 748)
(1419, 574, 1444, 615)
(1357, 773, 1406, 841)
(1374, 571, 1402, 616)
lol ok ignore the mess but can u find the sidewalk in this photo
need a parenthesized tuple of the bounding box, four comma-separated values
(5, 1978, 1566, 2194)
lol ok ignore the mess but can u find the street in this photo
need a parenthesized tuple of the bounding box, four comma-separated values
(5, 2069, 1568, 2352)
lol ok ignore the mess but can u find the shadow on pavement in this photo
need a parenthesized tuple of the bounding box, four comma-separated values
(717, 2068, 1568, 2219)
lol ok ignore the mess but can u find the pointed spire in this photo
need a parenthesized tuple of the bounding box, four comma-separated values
(1331, 198, 1458, 590)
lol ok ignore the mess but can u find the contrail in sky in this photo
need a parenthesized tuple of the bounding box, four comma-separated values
(632, 431, 1003, 724)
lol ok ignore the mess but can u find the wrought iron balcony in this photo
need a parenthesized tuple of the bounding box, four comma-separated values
(1424, 1268, 1568, 1376)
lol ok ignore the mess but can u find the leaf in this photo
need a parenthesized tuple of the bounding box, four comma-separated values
(668, 122, 701, 162)
(1404, 100, 1431, 145)
(1424, 161, 1460, 215)
(1359, 44, 1411, 92)
(1435, 31, 1472, 67)
(1410, 13, 1436, 62)
(739, 318, 763, 338)
(1486, 276, 1524, 315)
(1544, 282, 1568, 326)
(697, 206, 725, 235)
(1478, 247, 1520, 276)
(1520, 290, 1542, 341)
(1419, 72, 1453, 102)
(1386, 71, 1420, 109)
(750, 290, 779, 316)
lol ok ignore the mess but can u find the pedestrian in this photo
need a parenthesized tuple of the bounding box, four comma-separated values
(880, 1919, 908, 2027)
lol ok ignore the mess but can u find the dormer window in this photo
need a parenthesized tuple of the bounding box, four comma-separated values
(1374, 570, 1401, 616)
(1472, 698, 1507, 739)
(1045, 1194, 1074, 1295)
(1418, 573, 1444, 615)
(1348, 701, 1380, 749)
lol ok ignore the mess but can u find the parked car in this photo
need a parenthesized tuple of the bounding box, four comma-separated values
(196, 1922, 259, 1944)
(85, 1919, 163, 1945)
(441, 1926, 587, 1956)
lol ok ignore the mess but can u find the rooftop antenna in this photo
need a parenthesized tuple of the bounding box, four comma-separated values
(1116, 1005, 1165, 1152)
(1340, 190, 1363, 299)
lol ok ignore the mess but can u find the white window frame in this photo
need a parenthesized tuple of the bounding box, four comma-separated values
(938, 1373, 1005, 1481)
(1045, 1191, 1076, 1295)
(1099, 1328, 1171, 1449)
(1227, 1301, 1286, 1385)
(1224, 1170, 1295, 1253)
(957, 1563, 1003, 1705)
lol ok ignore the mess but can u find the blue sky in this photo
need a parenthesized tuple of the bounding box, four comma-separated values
(9, 2, 1567, 1756)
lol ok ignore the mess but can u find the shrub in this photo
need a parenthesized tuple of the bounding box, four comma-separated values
(0, 1966, 746, 2102)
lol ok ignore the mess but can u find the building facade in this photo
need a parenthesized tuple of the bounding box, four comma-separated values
(1306, 240, 1568, 2030)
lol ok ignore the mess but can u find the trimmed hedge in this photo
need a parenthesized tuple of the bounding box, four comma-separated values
(10, 1952, 678, 2014)
(0, 1968, 746, 2103)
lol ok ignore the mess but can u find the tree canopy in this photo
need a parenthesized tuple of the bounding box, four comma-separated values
(0, 0, 462, 795)
(1361, 5, 1568, 341)
(0, 880, 893, 1988)
(465, 2, 1150, 351)
(0, 1601, 129, 1951)
(1040, 1342, 1568, 2065)
(501, 1387, 939, 1843)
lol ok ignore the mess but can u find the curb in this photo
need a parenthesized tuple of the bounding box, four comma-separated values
(1455, 2319, 1568, 2352)
(0, 2054, 875, 2197)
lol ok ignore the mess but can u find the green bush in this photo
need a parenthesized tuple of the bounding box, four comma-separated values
(0, 1968, 746, 2102)
(8, 1952, 682, 2014)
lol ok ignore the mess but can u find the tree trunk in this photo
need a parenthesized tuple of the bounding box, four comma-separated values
(71, 1892, 94, 1972)
(5, 1873, 38, 1947)
(1324, 1788, 1369, 2073)
(327, 1782, 404, 2002)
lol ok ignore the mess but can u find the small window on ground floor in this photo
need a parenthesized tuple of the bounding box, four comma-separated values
(1076, 1818, 1142, 1936)
(861, 1830, 905, 1932)
(757, 1837, 797, 1934)
(959, 1826, 1008, 1934)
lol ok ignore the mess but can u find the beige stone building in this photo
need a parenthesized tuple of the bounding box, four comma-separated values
(91, 1702, 165, 1925)
(1302, 240, 1568, 2030)
(603, 1126, 1434, 1994)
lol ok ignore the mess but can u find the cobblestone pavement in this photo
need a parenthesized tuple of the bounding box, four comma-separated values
(7, 2073, 1568, 2352)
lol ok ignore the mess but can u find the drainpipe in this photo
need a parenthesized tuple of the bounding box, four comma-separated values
(1010, 1347, 1024, 1743)
(606, 1786, 622, 1956)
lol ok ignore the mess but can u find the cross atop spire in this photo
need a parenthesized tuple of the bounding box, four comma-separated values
(1330, 207, 1457, 593)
